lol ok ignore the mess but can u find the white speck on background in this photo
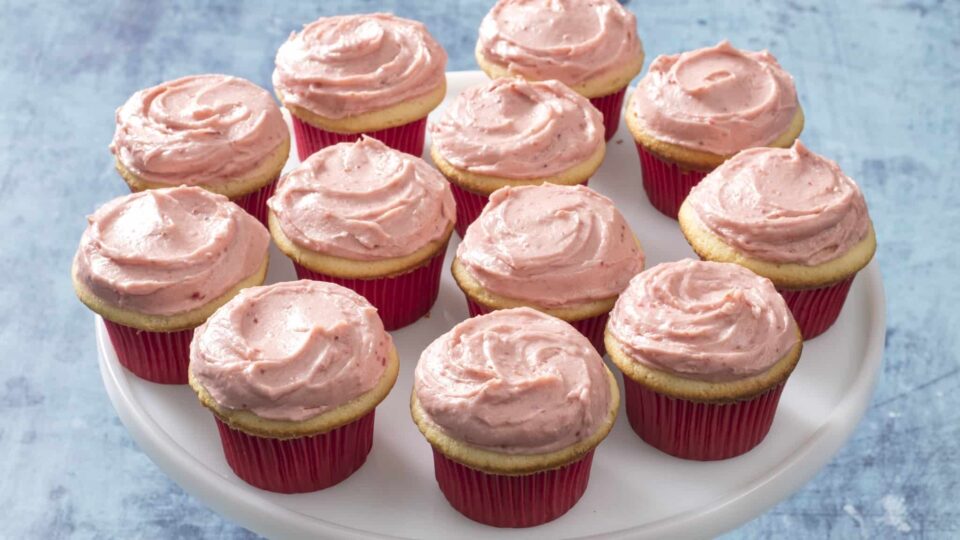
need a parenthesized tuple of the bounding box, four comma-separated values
(888, 411, 901, 418)
(844, 503, 865, 530)
(877, 494, 912, 533)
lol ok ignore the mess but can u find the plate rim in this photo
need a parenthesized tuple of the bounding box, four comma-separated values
(96, 69, 887, 540)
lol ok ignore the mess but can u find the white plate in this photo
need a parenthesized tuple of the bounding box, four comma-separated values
(97, 71, 886, 540)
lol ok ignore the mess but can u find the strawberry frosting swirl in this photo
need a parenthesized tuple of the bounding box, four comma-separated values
(73, 187, 269, 316)
(608, 260, 798, 382)
(268, 137, 455, 261)
(478, 0, 643, 87)
(110, 74, 288, 186)
(629, 41, 799, 155)
(273, 13, 447, 119)
(430, 78, 604, 179)
(457, 184, 644, 306)
(686, 141, 871, 265)
(414, 308, 611, 454)
(190, 280, 393, 422)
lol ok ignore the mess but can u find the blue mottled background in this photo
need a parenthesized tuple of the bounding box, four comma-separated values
(1, 0, 957, 538)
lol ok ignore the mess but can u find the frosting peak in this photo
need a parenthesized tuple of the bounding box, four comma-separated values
(190, 280, 393, 421)
(478, 0, 643, 87)
(74, 187, 269, 316)
(268, 136, 455, 260)
(686, 141, 871, 265)
(430, 79, 604, 179)
(629, 41, 799, 155)
(414, 308, 611, 454)
(273, 13, 447, 119)
(457, 184, 644, 306)
(111, 75, 288, 186)
(608, 260, 798, 382)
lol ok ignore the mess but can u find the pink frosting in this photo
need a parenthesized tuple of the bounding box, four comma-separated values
(415, 307, 611, 454)
(73, 187, 269, 317)
(110, 74, 288, 186)
(629, 41, 799, 155)
(430, 79, 604, 179)
(190, 280, 393, 422)
(273, 13, 447, 119)
(686, 141, 871, 266)
(458, 184, 644, 306)
(478, 0, 643, 87)
(608, 260, 798, 382)
(268, 137, 455, 261)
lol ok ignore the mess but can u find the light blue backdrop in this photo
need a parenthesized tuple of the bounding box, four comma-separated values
(1, 0, 957, 537)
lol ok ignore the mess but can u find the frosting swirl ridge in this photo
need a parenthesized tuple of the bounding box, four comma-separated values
(190, 280, 393, 421)
(268, 137, 455, 260)
(687, 141, 871, 265)
(478, 0, 643, 87)
(273, 13, 447, 119)
(457, 184, 644, 306)
(629, 41, 799, 155)
(608, 260, 798, 382)
(430, 79, 604, 179)
(111, 74, 288, 186)
(73, 187, 269, 316)
(414, 308, 611, 454)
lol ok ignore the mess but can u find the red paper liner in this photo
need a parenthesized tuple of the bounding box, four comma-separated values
(231, 176, 278, 226)
(449, 183, 490, 238)
(589, 88, 627, 142)
(466, 298, 609, 356)
(635, 142, 710, 219)
(291, 115, 427, 161)
(449, 178, 591, 238)
(214, 411, 375, 493)
(102, 319, 193, 384)
(779, 276, 855, 340)
(432, 448, 594, 528)
(621, 374, 785, 460)
(293, 245, 447, 330)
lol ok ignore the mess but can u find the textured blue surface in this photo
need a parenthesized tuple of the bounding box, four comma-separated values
(1, 0, 957, 538)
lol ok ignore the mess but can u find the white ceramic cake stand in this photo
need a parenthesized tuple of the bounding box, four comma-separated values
(97, 71, 886, 540)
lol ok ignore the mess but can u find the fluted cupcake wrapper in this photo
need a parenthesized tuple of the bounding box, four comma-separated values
(465, 298, 609, 356)
(293, 244, 447, 331)
(232, 176, 278, 226)
(214, 411, 375, 494)
(622, 374, 786, 461)
(779, 276, 855, 340)
(589, 88, 627, 142)
(635, 142, 710, 219)
(432, 448, 595, 528)
(291, 115, 428, 161)
(448, 179, 591, 238)
(103, 319, 194, 384)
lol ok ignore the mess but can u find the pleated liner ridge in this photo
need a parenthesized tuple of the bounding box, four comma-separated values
(103, 319, 194, 384)
(293, 244, 447, 331)
(214, 410, 376, 493)
(291, 116, 428, 161)
(432, 448, 596, 528)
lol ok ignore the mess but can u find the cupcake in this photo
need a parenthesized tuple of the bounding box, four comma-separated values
(625, 41, 804, 218)
(110, 74, 290, 225)
(476, 0, 644, 141)
(430, 78, 605, 236)
(411, 308, 619, 527)
(72, 187, 270, 384)
(273, 13, 447, 160)
(679, 141, 876, 339)
(605, 260, 802, 460)
(452, 184, 644, 353)
(189, 280, 399, 493)
(268, 136, 455, 330)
